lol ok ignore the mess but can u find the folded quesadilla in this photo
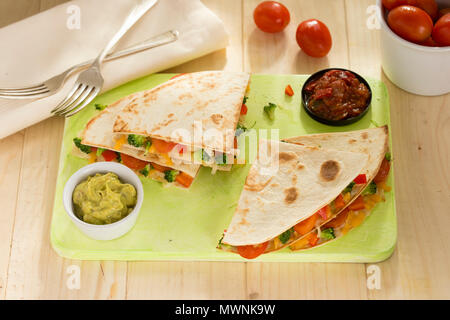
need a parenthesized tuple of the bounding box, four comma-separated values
(111, 71, 251, 174)
(218, 139, 369, 259)
(74, 94, 201, 188)
(218, 127, 391, 259)
(284, 126, 392, 251)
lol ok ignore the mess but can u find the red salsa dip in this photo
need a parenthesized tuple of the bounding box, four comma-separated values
(304, 69, 370, 121)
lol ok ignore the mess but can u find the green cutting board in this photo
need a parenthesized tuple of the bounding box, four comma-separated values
(50, 73, 397, 262)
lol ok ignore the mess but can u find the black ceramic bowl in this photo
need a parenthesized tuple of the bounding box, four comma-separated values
(301, 68, 372, 126)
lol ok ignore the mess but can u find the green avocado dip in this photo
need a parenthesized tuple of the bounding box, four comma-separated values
(72, 172, 137, 225)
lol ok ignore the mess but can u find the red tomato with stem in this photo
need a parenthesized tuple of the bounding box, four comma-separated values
(387, 5, 433, 42)
(236, 242, 269, 259)
(432, 13, 450, 46)
(253, 1, 290, 33)
(296, 19, 332, 58)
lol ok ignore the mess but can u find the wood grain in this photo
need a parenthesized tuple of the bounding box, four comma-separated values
(0, 0, 448, 299)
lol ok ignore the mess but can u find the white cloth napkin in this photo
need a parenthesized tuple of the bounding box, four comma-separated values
(0, 0, 229, 139)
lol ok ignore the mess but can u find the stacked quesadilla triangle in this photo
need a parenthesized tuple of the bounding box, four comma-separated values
(220, 139, 369, 258)
(111, 71, 251, 173)
(81, 95, 201, 188)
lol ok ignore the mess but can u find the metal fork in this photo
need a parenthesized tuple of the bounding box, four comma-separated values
(51, 0, 158, 117)
(0, 30, 178, 100)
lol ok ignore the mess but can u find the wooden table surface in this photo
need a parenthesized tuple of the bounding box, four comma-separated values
(0, 0, 449, 300)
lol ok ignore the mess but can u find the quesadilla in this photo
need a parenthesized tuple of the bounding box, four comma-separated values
(218, 126, 391, 259)
(111, 71, 251, 173)
(74, 94, 201, 188)
(218, 139, 369, 259)
(284, 126, 392, 251)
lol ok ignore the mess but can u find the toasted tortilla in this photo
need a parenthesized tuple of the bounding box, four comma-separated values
(283, 126, 390, 251)
(283, 126, 389, 185)
(81, 94, 201, 183)
(112, 71, 251, 155)
(222, 139, 368, 246)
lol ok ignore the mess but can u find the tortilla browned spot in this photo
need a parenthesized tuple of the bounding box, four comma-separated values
(279, 152, 296, 163)
(284, 187, 298, 204)
(211, 114, 224, 125)
(349, 139, 357, 144)
(113, 116, 128, 132)
(297, 164, 305, 170)
(320, 160, 340, 181)
(362, 132, 369, 139)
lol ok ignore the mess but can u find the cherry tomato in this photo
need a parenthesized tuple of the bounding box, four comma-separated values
(374, 158, 391, 183)
(432, 13, 450, 46)
(121, 154, 148, 170)
(175, 172, 194, 188)
(412, 0, 438, 20)
(236, 242, 269, 259)
(101, 149, 117, 161)
(253, 1, 290, 33)
(296, 19, 332, 58)
(387, 5, 433, 42)
(382, 0, 409, 10)
(152, 138, 176, 153)
(383, 0, 438, 20)
(438, 8, 450, 19)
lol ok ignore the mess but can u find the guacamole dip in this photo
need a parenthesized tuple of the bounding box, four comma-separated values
(72, 172, 137, 225)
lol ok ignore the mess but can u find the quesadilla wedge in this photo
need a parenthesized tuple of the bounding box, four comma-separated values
(218, 139, 369, 259)
(74, 94, 201, 188)
(284, 127, 392, 251)
(111, 71, 251, 174)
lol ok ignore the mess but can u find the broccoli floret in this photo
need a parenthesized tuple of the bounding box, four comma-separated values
(94, 103, 107, 111)
(363, 181, 377, 195)
(343, 181, 355, 194)
(279, 228, 293, 244)
(243, 96, 248, 104)
(385, 152, 392, 162)
(139, 164, 152, 177)
(73, 137, 92, 154)
(164, 169, 179, 182)
(263, 102, 277, 121)
(127, 134, 147, 148)
(96, 148, 105, 157)
(143, 140, 152, 155)
(321, 228, 335, 240)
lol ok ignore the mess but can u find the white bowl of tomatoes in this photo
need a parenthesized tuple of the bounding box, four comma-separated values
(378, 0, 450, 96)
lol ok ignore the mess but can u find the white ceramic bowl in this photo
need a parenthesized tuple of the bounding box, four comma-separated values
(63, 162, 144, 240)
(377, 0, 450, 96)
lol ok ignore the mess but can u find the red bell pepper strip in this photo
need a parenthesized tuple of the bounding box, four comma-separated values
(285, 84, 294, 96)
(353, 174, 367, 184)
